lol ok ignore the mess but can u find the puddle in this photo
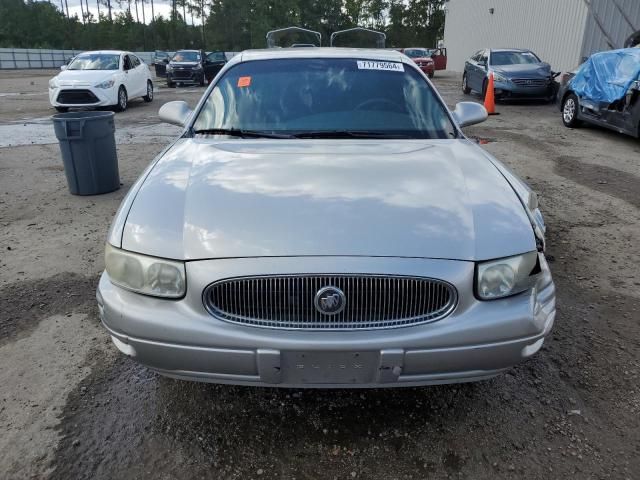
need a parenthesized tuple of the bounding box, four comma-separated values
(0, 120, 181, 148)
(0, 92, 47, 97)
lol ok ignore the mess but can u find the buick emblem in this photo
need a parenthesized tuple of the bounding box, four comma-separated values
(314, 286, 346, 315)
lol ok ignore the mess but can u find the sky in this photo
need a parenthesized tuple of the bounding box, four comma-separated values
(49, 0, 204, 25)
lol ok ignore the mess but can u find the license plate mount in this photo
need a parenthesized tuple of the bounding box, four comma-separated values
(281, 351, 378, 384)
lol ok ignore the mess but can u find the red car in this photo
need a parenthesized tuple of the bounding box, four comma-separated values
(400, 48, 435, 78)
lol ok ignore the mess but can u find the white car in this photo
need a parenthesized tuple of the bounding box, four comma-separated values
(49, 50, 154, 112)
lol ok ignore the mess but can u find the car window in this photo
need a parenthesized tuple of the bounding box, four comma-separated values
(131, 55, 141, 68)
(172, 51, 201, 62)
(404, 49, 430, 58)
(67, 53, 120, 71)
(479, 52, 488, 64)
(123, 55, 132, 70)
(193, 58, 456, 139)
(491, 51, 540, 66)
(471, 51, 482, 61)
(207, 52, 227, 62)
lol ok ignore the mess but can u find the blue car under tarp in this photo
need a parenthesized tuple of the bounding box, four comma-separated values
(571, 48, 640, 105)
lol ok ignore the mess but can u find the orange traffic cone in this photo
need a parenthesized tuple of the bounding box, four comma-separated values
(484, 72, 499, 115)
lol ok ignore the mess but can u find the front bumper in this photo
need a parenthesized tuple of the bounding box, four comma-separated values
(418, 65, 435, 75)
(49, 85, 118, 108)
(167, 69, 203, 84)
(97, 255, 556, 388)
(494, 80, 553, 99)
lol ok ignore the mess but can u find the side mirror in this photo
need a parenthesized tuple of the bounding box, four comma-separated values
(478, 61, 487, 69)
(159, 101, 193, 127)
(60, 65, 67, 71)
(451, 101, 488, 128)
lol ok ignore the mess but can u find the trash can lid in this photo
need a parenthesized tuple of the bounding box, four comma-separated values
(51, 110, 115, 123)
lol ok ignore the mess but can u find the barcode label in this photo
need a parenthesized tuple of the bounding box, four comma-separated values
(356, 61, 404, 72)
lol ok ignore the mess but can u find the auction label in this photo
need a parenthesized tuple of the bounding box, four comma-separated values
(357, 61, 404, 72)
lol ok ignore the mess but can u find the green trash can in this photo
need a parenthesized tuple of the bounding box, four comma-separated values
(52, 111, 120, 195)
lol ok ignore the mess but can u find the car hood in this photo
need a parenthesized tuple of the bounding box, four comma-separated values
(55, 70, 115, 86)
(493, 63, 551, 77)
(169, 61, 199, 67)
(121, 139, 536, 261)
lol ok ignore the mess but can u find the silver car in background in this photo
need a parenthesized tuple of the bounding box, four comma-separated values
(97, 48, 555, 388)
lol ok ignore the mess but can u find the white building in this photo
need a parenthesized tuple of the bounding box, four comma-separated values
(443, 0, 640, 72)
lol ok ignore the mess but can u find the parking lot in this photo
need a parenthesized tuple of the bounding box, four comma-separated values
(1, 68, 639, 479)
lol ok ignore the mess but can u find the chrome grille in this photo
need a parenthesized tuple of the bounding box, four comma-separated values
(203, 275, 457, 330)
(511, 78, 548, 87)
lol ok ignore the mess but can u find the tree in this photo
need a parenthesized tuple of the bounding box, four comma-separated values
(0, 0, 447, 52)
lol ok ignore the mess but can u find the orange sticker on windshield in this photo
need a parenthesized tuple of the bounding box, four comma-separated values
(237, 76, 251, 87)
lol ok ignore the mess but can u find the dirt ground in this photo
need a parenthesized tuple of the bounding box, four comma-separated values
(0, 68, 639, 480)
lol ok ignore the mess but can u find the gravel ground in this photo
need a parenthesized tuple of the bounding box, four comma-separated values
(0, 69, 639, 480)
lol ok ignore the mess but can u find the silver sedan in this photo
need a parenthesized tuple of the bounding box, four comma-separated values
(97, 48, 555, 387)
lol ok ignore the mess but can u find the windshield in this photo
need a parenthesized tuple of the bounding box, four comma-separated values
(193, 58, 456, 139)
(67, 54, 120, 71)
(172, 51, 200, 62)
(404, 49, 432, 58)
(491, 51, 540, 66)
(207, 52, 227, 62)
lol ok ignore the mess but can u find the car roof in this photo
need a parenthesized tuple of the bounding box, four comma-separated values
(489, 48, 531, 53)
(239, 47, 405, 63)
(175, 49, 201, 53)
(78, 50, 126, 55)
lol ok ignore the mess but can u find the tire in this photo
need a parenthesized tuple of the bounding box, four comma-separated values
(481, 78, 488, 99)
(55, 106, 69, 113)
(562, 93, 581, 128)
(143, 81, 153, 102)
(462, 73, 471, 94)
(167, 80, 175, 88)
(199, 74, 205, 87)
(114, 86, 127, 112)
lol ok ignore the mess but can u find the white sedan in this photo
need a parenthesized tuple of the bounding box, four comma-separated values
(49, 50, 153, 112)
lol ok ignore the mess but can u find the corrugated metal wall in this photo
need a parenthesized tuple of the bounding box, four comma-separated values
(443, 0, 589, 72)
(581, 0, 640, 60)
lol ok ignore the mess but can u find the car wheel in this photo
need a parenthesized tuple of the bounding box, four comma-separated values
(55, 106, 69, 113)
(199, 74, 205, 87)
(481, 79, 488, 99)
(167, 80, 175, 88)
(114, 86, 127, 112)
(462, 73, 471, 94)
(562, 93, 581, 128)
(143, 81, 153, 102)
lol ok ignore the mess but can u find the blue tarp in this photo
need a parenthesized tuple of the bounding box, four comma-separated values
(570, 48, 640, 105)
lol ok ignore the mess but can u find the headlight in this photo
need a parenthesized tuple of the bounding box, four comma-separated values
(193, 64, 202, 70)
(105, 244, 186, 298)
(166, 64, 174, 71)
(492, 71, 509, 83)
(49, 78, 58, 89)
(476, 251, 539, 300)
(95, 78, 115, 89)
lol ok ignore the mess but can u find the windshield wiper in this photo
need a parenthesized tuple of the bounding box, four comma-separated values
(193, 128, 293, 139)
(292, 130, 414, 139)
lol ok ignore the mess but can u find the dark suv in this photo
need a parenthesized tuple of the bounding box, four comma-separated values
(166, 50, 227, 87)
